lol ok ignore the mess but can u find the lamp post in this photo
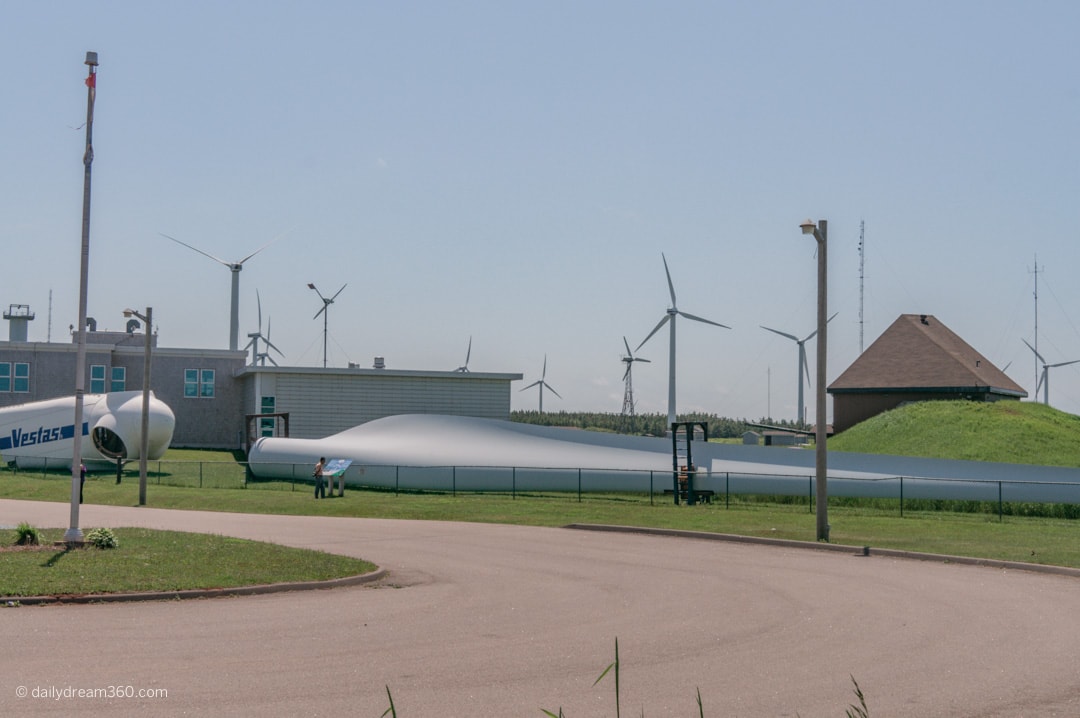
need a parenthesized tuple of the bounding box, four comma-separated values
(123, 307, 152, 506)
(800, 218, 829, 542)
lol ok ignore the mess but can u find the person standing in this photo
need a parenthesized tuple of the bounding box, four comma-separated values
(79, 463, 87, 504)
(313, 457, 326, 499)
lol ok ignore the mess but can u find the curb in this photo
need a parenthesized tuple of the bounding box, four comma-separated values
(6, 567, 387, 606)
(564, 524, 1080, 579)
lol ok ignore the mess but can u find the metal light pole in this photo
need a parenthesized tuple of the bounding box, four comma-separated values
(124, 307, 153, 506)
(65, 51, 98, 543)
(800, 218, 829, 542)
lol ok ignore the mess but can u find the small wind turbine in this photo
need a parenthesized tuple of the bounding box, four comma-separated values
(760, 313, 837, 425)
(637, 253, 730, 429)
(308, 282, 347, 368)
(161, 230, 287, 351)
(621, 336, 650, 417)
(1022, 338, 1080, 405)
(244, 291, 283, 366)
(454, 337, 472, 372)
(520, 355, 561, 413)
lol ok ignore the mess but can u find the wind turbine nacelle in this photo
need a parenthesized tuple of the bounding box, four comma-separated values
(0, 391, 176, 470)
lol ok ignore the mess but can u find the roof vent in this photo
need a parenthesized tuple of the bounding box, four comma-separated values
(920, 315, 929, 325)
(86, 317, 97, 331)
(373, 356, 385, 369)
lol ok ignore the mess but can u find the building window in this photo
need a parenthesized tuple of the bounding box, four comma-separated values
(184, 368, 216, 398)
(13, 363, 29, 393)
(90, 364, 106, 394)
(110, 366, 126, 393)
(260, 395, 276, 437)
(0, 363, 9, 392)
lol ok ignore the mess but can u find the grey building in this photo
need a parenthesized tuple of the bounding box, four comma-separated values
(1, 309, 522, 450)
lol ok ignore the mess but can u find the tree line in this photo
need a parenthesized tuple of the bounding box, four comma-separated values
(510, 411, 807, 439)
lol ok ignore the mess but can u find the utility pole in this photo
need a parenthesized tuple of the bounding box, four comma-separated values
(66, 51, 98, 543)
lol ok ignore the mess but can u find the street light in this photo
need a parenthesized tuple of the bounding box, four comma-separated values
(800, 218, 829, 542)
(123, 307, 152, 506)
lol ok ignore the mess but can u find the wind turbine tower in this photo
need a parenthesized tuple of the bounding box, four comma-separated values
(520, 355, 560, 413)
(760, 313, 836, 425)
(620, 336, 650, 419)
(637, 253, 730, 429)
(308, 282, 347, 369)
(1022, 337, 1079, 406)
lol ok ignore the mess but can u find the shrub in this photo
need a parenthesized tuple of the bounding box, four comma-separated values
(85, 527, 118, 549)
(14, 522, 40, 546)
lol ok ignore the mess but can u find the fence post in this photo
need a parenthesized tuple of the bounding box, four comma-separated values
(512, 466, 516, 499)
(899, 476, 904, 517)
(809, 475, 814, 513)
(452, 466, 456, 497)
(999, 481, 1003, 522)
(395, 465, 399, 496)
(649, 470, 654, 506)
(199, 462, 203, 489)
(725, 472, 730, 509)
(577, 468, 582, 503)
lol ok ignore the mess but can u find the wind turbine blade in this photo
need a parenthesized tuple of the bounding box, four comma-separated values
(636, 357, 651, 363)
(803, 352, 812, 385)
(466, 336, 472, 365)
(520, 380, 542, 392)
(761, 325, 799, 342)
(238, 224, 296, 265)
(1022, 338, 1046, 365)
(329, 283, 348, 302)
(265, 354, 279, 367)
(636, 315, 670, 351)
(160, 233, 230, 267)
(307, 283, 328, 302)
(256, 290, 263, 331)
(803, 312, 839, 342)
(678, 311, 730, 329)
(661, 253, 677, 306)
(542, 354, 548, 379)
(623, 336, 633, 358)
(313, 305, 327, 320)
(543, 381, 562, 399)
(1049, 359, 1080, 369)
(264, 338, 284, 356)
(623, 363, 631, 381)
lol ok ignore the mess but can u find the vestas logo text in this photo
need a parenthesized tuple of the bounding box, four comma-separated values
(0, 423, 86, 451)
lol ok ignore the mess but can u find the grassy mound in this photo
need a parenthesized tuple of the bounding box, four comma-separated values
(829, 400, 1080, 465)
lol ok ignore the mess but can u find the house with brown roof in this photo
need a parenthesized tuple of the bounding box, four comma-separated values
(827, 314, 1027, 433)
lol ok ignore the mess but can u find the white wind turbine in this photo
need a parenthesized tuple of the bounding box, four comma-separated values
(309, 282, 347, 369)
(1022, 338, 1080, 405)
(161, 230, 287, 351)
(637, 253, 730, 429)
(621, 336, 650, 417)
(760, 313, 837, 424)
(520, 355, 561, 413)
(454, 337, 472, 372)
(244, 291, 283, 367)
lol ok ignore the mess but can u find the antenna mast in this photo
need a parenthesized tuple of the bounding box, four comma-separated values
(858, 220, 865, 354)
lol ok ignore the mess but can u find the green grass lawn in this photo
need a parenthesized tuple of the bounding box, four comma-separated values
(0, 526, 375, 599)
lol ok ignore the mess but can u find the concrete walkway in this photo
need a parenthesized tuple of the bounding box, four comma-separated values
(2, 499, 1078, 717)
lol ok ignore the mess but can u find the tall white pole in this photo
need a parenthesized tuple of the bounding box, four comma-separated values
(66, 51, 98, 543)
(814, 220, 829, 541)
(667, 312, 677, 429)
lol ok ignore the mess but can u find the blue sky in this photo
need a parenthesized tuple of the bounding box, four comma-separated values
(4, 2, 1080, 419)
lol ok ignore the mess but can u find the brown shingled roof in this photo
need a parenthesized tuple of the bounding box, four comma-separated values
(828, 314, 1027, 396)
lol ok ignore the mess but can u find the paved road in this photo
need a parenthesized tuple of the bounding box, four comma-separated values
(2, 499, 1079, 717)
